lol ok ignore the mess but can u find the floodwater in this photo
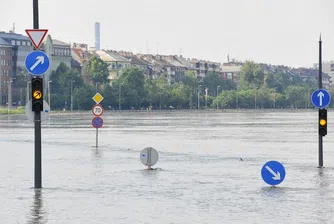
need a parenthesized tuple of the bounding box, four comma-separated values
(0, 110, 334, 224)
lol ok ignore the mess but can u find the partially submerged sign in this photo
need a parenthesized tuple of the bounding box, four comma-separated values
(140, 147, 159, 167)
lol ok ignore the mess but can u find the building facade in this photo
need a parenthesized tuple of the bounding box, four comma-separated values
(314, 61, 334, 86)
(95, 50, 131, 85)
(0, 31, 33, 106)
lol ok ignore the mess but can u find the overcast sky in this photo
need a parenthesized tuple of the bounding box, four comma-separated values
(1, 0, 333, 68)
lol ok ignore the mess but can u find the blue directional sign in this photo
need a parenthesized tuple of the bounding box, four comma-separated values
(311, 89, 331, 109)
(261, 161, 286, 186)
(92, 117, 103, 129)
(25, 50, 50, 76)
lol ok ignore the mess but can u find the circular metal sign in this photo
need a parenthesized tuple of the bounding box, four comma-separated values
(92, 104, 104, 116)
(140, 147, 159, 166)
(92, 117, 103, 128)
(25, 100, 50, 122)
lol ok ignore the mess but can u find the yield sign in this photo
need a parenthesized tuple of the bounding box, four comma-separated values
(25, 29, 48, 50)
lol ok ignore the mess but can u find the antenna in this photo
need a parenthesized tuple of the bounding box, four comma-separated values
(179, 48, 183, 56)
(13, 23, 15, 33)
(146, 40, 150, 54)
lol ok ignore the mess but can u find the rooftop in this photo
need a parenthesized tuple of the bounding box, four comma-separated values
(0, 37, 10, 46)
(53, 39, 70, 47)
(0, 31, 30, 41)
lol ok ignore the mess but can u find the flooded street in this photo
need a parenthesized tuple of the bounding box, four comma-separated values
(1, 110, 334, 224)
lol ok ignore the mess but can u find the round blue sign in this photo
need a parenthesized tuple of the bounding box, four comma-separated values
(92, 117, 103, 128)
(311, 89, 331, 109)
(261, 160, 285, 186)
(25, 50, 50, 76)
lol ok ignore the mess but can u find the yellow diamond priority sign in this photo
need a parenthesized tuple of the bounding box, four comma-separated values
(92, 92, 104, 104)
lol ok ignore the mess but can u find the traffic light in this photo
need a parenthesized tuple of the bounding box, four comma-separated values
(31, 77, 43, 112)
(319, 108, 327, 136)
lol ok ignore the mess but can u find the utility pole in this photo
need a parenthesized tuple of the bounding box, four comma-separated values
(318, 34, 323, 168)
(118, 82, 121, 111)
(70, 80, 75, 112)
(216, 85, 220, 110)
(48, 80, 52, 111)
(33, 0, 42, 188)
(198, 85, 201, 110)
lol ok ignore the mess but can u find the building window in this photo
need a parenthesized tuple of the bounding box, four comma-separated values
(22, 41, 26, 46)
(11, 40, 15, 45)
(16, 40, 21, 45)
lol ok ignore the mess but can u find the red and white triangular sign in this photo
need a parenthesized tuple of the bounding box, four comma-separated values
(25, 29, 48, 50)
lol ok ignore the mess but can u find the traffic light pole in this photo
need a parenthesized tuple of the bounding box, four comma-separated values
(318, 35, 323, 168)
(33, 0, 42, 188)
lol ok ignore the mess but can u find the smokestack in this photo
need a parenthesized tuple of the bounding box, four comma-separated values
(95, 22, 100, 51)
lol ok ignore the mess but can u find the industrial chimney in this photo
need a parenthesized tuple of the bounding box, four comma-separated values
(95, 22, 100, 51)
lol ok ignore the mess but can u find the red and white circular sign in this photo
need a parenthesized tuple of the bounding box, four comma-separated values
(92, 104, 104, 116)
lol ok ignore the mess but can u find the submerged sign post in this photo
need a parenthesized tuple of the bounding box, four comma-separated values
(92, 93, 104, 148)
(25, 3, 49, 189)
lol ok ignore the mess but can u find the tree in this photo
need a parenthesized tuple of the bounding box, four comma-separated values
(202, 72, 222, 96)
(170, 83, 189, 108)
(155, 76, 171, 108)
(86, 56, 109, 85)
(101, 84, 117, 109)
(117, 68, 146, 109)
(285, 85, 308, 108)
(239, 61, 265, 89)
(214, 90, 237, 109)
(73, 86, 95, 110)
(49, 62, 85, 110)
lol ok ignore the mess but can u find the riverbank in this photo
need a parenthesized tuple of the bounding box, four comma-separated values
(0, 107, 321, 116)
(0, 107, 25, 115)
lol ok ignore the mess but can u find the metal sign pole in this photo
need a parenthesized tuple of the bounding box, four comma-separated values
(318, 35, 323, 168)
(33, 0, 42, 188)
(96, 128, 98, 148)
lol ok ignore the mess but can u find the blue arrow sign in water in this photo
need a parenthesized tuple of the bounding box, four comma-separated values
(311, 89, 331, 109)
(261, 161, 286, 186)
(25, 51, 50, 76)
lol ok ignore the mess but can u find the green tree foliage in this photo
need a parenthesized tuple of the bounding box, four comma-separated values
(116, 68, 146, 109)
(239, 61, 265, 89)
(86, 56, 109, 85)
(285, 85, 309, 108)
(48, 62, 321, 110)
(49, 62, 87, 110)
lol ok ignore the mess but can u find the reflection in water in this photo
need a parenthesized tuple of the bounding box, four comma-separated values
(260, 186, 286, 198)
(316, 168, 330, 188)
(27, 189, 46, 224)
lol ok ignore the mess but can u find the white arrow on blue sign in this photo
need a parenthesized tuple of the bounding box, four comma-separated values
(25, 50, 50, 76)
(261, 160, 286, 186)
(311, 89, 331, 109)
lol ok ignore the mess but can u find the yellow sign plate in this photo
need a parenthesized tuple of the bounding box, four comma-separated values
(92, 92, 104, 104)
(33, 90, 42, 99)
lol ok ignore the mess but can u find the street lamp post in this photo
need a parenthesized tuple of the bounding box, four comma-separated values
(8, 77, 15, 114)
(95, 82, 99, 93)
(48, 80, 52, 111)
(26, 80, 31, 105)
(216, 85, 220, 110)
(0, 72, 2, 107)
(70, 80, 75, 112)
(273, 88, 276, 109)
(254, 86, 258, 109)
(198, 85, 202, 110)
(236, 85, 239, 109)
(118, 82, 121, 111)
